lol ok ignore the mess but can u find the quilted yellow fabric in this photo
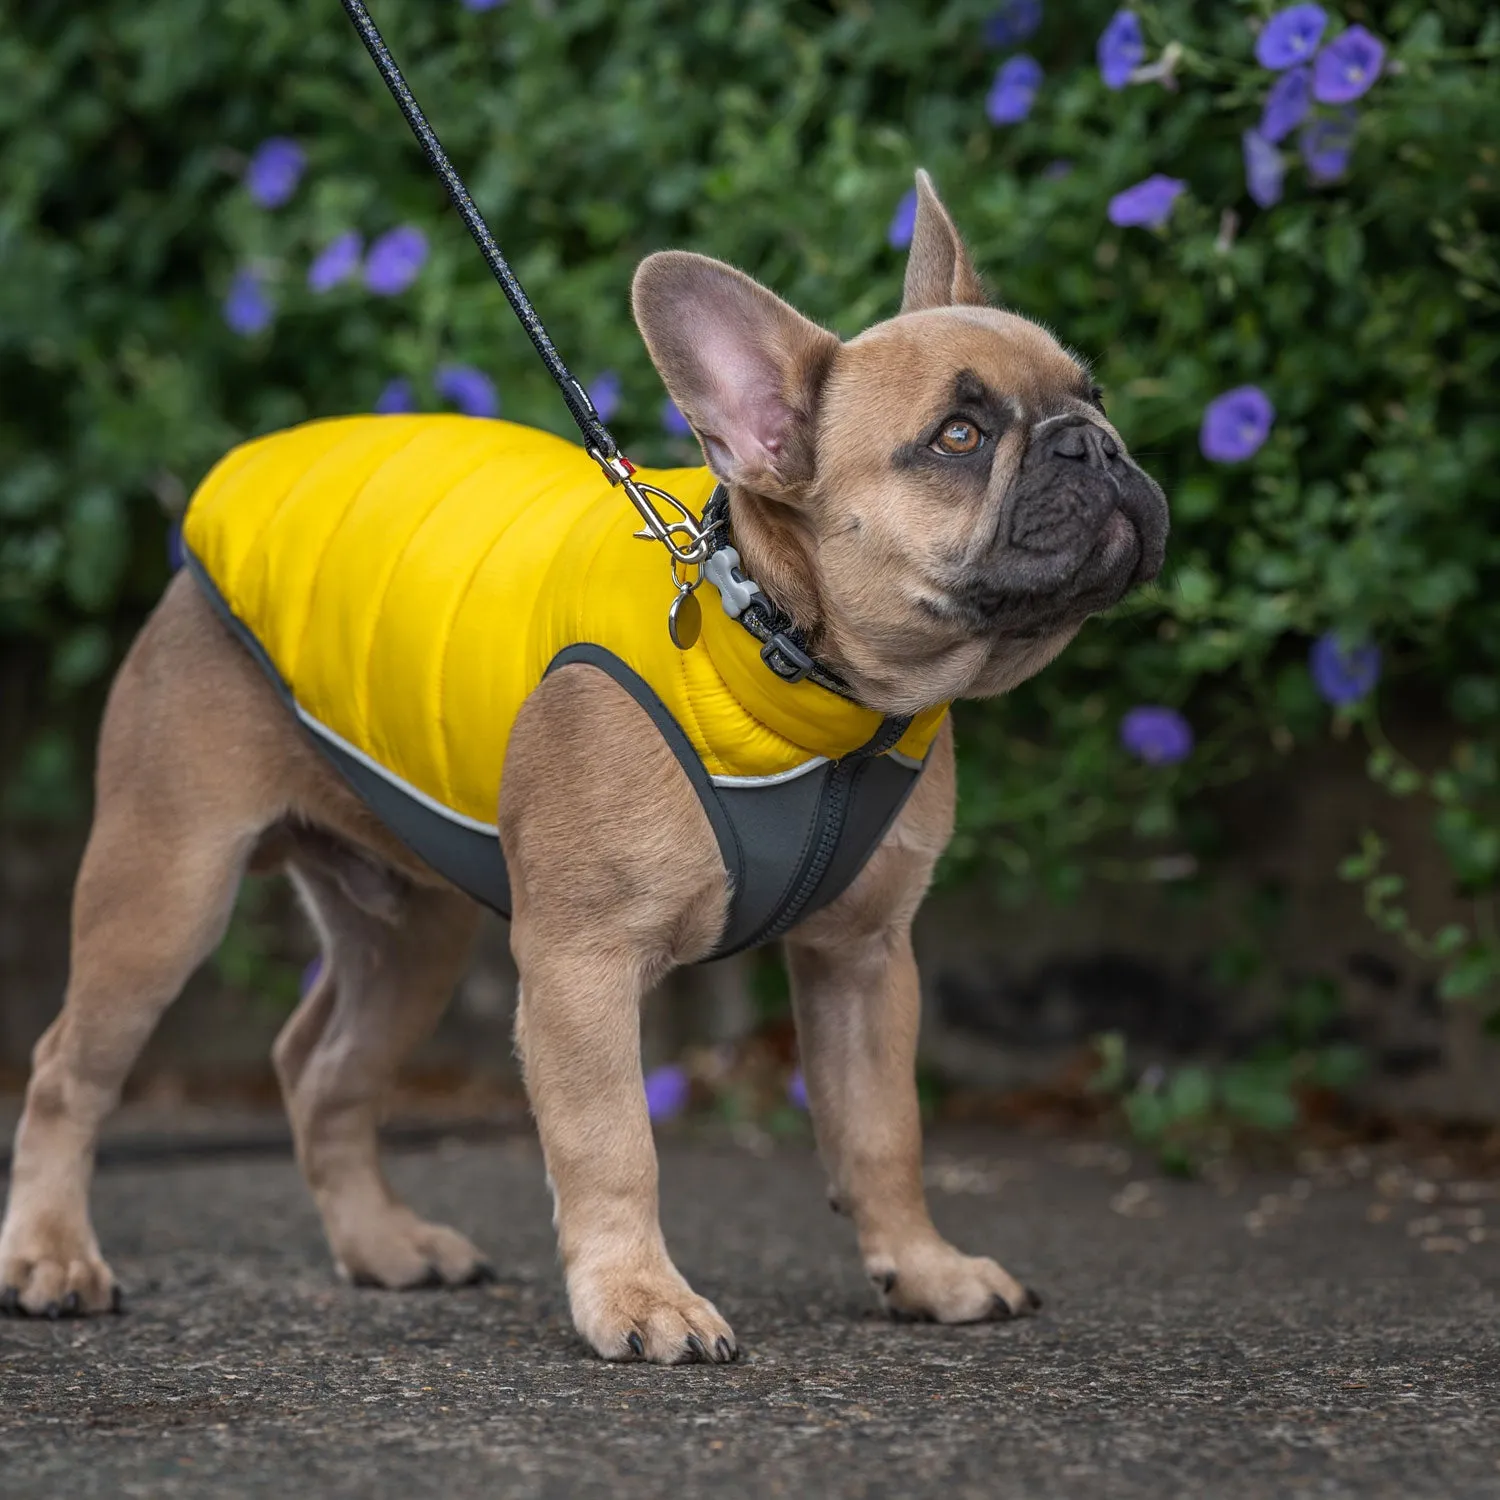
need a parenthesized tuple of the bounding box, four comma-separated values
(183, 414, 948, 828)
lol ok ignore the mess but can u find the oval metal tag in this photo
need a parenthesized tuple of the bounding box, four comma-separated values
(668, 589, 702, 650)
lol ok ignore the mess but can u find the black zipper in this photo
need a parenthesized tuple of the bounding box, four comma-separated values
(755, 713, 913, 943)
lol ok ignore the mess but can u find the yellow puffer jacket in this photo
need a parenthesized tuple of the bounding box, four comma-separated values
(184, 414, 946, 829)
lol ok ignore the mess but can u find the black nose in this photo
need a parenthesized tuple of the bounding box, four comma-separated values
(1049, 421, 1119, 468)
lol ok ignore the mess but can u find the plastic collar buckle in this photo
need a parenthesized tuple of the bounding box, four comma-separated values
(761, 633, 814, 684)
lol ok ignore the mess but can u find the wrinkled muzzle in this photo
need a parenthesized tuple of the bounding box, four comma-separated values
(950, 417, 1169, 629)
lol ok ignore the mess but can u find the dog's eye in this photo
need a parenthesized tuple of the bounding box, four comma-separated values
(1089, 385, 1107, 415)
(932, 418, 983, 456)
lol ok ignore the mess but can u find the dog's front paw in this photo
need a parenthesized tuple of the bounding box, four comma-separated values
(569, 1259, 739, 1365)
(866, 1237, 1041, 1324)
(0, 1220, 121, 1318)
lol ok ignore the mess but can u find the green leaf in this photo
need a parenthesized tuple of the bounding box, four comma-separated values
(1221, 1063, 1299, 1131)
(2, 730, 82, 825)
(61, 487, 130, 614)
(1089, 1030, 1128, 1095)
(1166, 1065, 1214, 1120)
(1387, 767, 1424, 797)
(1438, 950, 1499, 1002)
(1323, 220, 1365, 286)
(1124, 1090, 1170, 1144)
(1172, 476, 1220, 523)
(1309, 1044, 1366, 1090)
(1171, 564, 1216, 616)
(1451, 677, 1500, 725)
(1284, 976, 1342, 1045)
(50, 624, 112, 690)
(1433, 924, 1470, 957)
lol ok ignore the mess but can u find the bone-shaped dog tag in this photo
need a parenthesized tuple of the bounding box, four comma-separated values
(668, 588, 701, 650)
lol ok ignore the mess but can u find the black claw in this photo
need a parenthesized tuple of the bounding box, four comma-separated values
(1024, 1286, 1043, 1312)
(989, 1294, 1015, 1321)
(0, 1286, 18, 1315)
(715, 1336, 736, 1363)
(61, 1291, 81, 1316)
(44, 1301, 62, 1321)
(109, 1285, 124, 1315)
(685, 1333, 708, 1363)
(418, 1265, 445, 1290)
(828, 1194, 844, 1215)
(627, 1331, 645, 1358)
(469, 1263, 499, 1286)
(872, 1269, 898, 1294)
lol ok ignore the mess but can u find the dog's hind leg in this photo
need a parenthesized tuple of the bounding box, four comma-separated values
(272, 850, 488, 1289)
(0, 575, 289, 1316)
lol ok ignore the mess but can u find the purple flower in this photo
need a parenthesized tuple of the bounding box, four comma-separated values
(364, 225, 428, 296)
(1120, 707, 1193, 766)
(435, 364, 500, 419)
(888, 187, 917, 250)
(301, 957, 324, 995)
(644, 1063, 691, 1122)
(1309, 633, 1381, 706)
(1254, 5, 1327, 69)
(307, 231, 363, 294)
(1260, 65, 1312, 143)
(1242, 129, 1284, 209)
(461, 0, 507, 9)
(983, 0, 1041, 48)
(1313, 25, 1384, 103)
(1107, 175, 1186, 229)
(166, 522, 185, 573)
(1042, 158, 1074, 180)
(588, 370, 622, 423)
(662, 398, 693, 439)
(1097, 11, 1144, 90)
(222, 268, 273, 336)
(787, 1070, 809, 1110)
(1301, 108, 1357, 182)
(373, 378, 416, 414)
(244, 137, 305, 209)
(1200, 385, 1275, 463)
(986, 56, 1043, 125)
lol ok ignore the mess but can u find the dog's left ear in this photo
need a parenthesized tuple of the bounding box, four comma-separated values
(632, 252, 839, 498)
(901, 169, 989, 314)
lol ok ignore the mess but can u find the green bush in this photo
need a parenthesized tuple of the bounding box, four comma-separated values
(2, 0, 1498, 1008)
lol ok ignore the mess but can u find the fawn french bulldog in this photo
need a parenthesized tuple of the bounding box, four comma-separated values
(0, 172, 1166, 1362)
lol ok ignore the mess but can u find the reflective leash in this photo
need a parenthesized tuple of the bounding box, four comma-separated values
(339, 0, 858, 696)
(340, 4, 709, 547)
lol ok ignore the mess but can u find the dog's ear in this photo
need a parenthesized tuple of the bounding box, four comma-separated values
(901, 169, 988, 314)
(632, 252, 839, 496)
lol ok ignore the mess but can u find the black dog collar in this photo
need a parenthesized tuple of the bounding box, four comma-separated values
(698, 486, 860, 702)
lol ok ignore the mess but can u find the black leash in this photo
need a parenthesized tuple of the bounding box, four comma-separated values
(342, 0, 727, 585)
(339, 0, 615, 465)
(339, 0, 870, 708)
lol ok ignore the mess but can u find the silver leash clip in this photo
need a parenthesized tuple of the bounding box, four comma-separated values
(590, 445, 724, 649)
(588, 446, 716, 569)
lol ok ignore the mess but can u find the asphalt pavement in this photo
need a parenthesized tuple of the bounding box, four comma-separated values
(2, 1123, 1497, 1499)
